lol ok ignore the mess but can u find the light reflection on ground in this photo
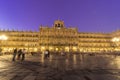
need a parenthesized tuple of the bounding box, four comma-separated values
(38, 53, 120, 70)
(1, 53, 120, 80)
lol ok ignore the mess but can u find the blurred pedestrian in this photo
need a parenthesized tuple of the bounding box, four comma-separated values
(12, 48, 17, 61)
(44, 50, 50, 59)
(21, 49, 26, 61)
(44, 50, 48, 59)
(17, 49, 22, 60)
(47, 50, 50, 58)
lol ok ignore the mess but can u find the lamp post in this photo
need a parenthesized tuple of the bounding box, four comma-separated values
(0, 35, 8, 54)
(111, 37, 120, 52)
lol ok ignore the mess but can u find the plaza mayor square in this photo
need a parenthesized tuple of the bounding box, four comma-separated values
(0, 0, 120, 80)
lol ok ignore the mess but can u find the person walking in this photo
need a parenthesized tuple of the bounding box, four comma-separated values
(47, 50, 50, 58)
(44, 50, 50, 59)
(12, 48, 17, 61)
(17, 49, 22, 60)
(21, 49, 26, 61)
(44, 50, 48, 59)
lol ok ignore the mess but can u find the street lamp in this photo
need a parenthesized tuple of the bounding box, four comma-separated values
(112, 37, 120, 42)
(0, 35, 8, 40)
(0, 35, 8, 54)
(111, 37, 120, 52)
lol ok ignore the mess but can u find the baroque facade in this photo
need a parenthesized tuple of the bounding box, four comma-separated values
(0, 20, 120, 53)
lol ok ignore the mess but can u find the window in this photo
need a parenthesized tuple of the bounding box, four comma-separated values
(58, 23, 60, 27)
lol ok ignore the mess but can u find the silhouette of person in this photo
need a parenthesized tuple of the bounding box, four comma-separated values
(12, 48, 17, 61)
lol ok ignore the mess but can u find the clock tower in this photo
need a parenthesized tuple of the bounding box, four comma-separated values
(53, 20, 65, 29)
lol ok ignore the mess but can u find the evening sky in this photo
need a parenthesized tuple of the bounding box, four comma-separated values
(0, 0, 120, 32)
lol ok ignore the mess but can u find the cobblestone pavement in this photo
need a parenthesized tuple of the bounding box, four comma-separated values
(1, 54, 120, 80)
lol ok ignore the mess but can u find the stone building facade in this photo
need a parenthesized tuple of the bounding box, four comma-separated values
(0, 20, 120, 53)
(39, 20, 78, 52)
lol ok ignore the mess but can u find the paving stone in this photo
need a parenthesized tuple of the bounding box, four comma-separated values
(91, 74, 119, 80)
(62, 75, 85, 80)
(1, 54, 120, 80)
(23, 75, 36, 80)
(35, 76, 47, 80)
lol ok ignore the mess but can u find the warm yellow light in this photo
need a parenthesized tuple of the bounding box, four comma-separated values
(0, 35, 8, 40)
(49, 47, 53, 50)
(65, 47, 69, 49)
(73, 47, 77, 51)
(65, 47, 69, 52)
(112, 37, 120, 42)
(56, 48, 58, 51)
(34, 48, 37, 51)
(41, 46, 45, 49)
(41, 46, 45, 51)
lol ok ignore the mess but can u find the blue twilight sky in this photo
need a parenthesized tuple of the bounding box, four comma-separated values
(0, 0, 120, 32)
